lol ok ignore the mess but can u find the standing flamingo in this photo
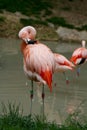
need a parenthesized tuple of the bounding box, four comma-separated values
(54, 53, 75, 84)
(70, 40, 87, 76)
(18, 26, 55, 116)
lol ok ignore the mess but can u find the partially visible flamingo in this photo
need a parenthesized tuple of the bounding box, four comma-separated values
(54, 53, 75, 84)
(70, 40, 87, 76)
(18, 26, 55, 116)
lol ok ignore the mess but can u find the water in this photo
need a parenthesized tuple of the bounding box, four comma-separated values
(0, 38, 87, 123)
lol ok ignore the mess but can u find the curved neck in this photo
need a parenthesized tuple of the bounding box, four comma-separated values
(21, 41, 27, 54)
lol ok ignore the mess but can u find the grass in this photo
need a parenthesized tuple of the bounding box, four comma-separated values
(20, 16, 74, 29)
(0, 0, 52, 16)
(46, 17, 87, 31)
(20, 16, 87, 32)
(20, 16, 75, 30)
(20, 18, 48, 26)
(0, 16, 5, 23)
(0, 102, 87, 130)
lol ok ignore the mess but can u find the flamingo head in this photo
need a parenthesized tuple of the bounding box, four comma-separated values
(18, 26, 37, 44)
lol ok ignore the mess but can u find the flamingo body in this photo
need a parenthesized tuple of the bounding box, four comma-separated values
(19, 26, 55, 92)
(23, 42, 55, 91)
(54, 53, 74, 72)
(70, 41, 87, 65)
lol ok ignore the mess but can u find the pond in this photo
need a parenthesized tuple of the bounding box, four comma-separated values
(0, 38, 87, 123)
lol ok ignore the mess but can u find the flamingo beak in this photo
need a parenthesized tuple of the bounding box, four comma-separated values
(23, 38, 31, 44)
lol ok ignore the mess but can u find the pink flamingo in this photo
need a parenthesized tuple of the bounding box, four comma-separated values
(18, 26, 55, 115)
(18, 25, 75, 115)
(70, 40, 87, 76)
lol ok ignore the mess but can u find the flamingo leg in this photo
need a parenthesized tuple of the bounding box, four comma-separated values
(30, 80, 34, 115)
(77, 67, 80, 77)
(63, 72, 69, 84)
(42, 84, 45, 122)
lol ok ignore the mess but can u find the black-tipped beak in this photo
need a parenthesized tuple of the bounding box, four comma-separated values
(24, 38, 37, 44)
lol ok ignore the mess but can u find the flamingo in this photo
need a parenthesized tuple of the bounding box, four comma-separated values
(18, 26, 55, 116)
(18, 25, 75, 116)
(70, 40, 87, 76)
(54, 53, 75, 84)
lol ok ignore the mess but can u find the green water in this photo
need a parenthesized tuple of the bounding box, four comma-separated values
(0, 38, 87, 123)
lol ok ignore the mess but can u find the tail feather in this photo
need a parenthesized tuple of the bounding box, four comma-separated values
(40, 70, 52, 92)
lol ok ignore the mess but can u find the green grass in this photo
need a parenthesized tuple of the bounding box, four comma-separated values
(0, 16, 5, 23)
(0, 102, 87, 130)
(20, 17, 75, 30)
(20, 18, 48, 26)
(46, 17, 87, 31)
(0, 0, 52, 16)
(46, 17, 75, 29)
(47, 17, 66, 26)
(61, 6, 71, 11)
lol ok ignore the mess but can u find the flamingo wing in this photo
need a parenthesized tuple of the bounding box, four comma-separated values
(54, 53, 74, 72)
